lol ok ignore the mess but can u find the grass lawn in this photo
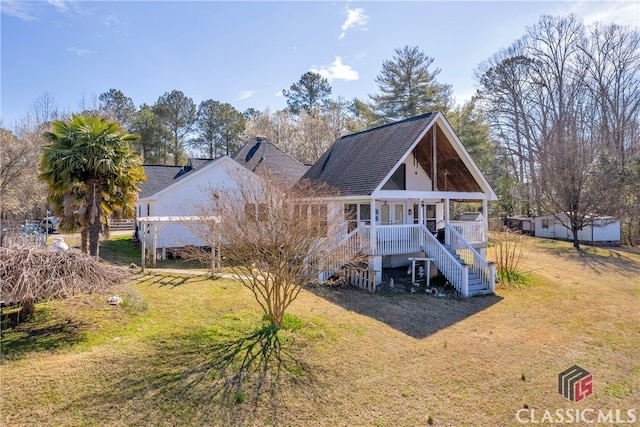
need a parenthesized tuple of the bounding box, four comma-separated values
(1, 236, 638, 426)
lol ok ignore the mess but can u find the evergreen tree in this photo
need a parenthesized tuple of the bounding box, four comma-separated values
(371, 45, 453, 122)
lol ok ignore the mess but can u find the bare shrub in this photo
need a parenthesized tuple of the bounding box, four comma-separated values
(0, 245, 132, 317)
(488, 231, 527, 288)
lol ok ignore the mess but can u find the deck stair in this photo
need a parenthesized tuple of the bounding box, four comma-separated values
(440, 243, 491, 295)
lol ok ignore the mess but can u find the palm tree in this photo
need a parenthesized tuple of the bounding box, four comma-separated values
(39, 115, 145, 257)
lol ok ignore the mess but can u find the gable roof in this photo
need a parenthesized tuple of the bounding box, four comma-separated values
(301, 112, 496, 199)
(232, 136, 309, 189)
(139, 158, 213, 198)
(300, 113, 438, 195)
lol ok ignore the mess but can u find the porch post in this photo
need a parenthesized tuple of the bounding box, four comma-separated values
(419, 199, 424, 226)
(482, 198, 489, 242)
(369, 199, 382, 285)
(369, 199, 377, 254)
(444, 198, 450, 245)
(141, 222, 146, 272)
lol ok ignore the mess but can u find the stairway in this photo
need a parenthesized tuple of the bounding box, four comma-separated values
(440, 243, 492, 296)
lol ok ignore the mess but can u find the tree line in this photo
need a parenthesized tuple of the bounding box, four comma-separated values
(1, 14, 638, 246)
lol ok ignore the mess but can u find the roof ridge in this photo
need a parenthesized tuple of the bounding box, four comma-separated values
(340, 111, 438, 140)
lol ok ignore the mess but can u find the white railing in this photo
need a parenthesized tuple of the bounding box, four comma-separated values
(419, 225, 470, 296)
(446, 225, 495, 293)
(450, 221, 486, 245)
(318, 228, 362, 281)
(359, 224, 423, 256)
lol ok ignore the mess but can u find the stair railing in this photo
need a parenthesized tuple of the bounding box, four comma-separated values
(419, 225, 469, 296)
(446, 225, 495, 292)
(318, 227, 362, 281)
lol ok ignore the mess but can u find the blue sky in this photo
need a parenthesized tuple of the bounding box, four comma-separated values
(1, 0, 638, 128)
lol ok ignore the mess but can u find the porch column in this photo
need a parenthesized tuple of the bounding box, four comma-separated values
(419, 199, 424, 226)
(444, 198, 450, 245)
(482, 198, 489, 241)
(369, 199, 377, 254)
(141, 222, 146, 272)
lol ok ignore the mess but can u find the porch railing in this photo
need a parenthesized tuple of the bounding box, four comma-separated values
(450, 221, 486, 245)
(446, 225, 495, 293)
(359, 224, 423, 256)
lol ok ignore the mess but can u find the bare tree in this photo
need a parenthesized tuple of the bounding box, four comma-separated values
(29, 91, 58, 125)
(0, 126, 49, 222)
(192, 170, 356, 328)
(476, 15, 639, 245)
(580, 23, 640, 168)
(538, 111, 621, 249)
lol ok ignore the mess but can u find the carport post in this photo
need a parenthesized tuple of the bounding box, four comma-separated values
(141, 222, 146, 272)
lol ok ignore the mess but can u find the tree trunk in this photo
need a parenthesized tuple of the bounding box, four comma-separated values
(81, 227, 89, 253)
(21, 297, 36, 319)
(87, 179, 102, 257)
(572, 228, 581, 250)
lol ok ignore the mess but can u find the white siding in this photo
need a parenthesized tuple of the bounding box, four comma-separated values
(138, 158, 247, 249)
(404, 157, 432, 191)
(592, 219, 621, 242)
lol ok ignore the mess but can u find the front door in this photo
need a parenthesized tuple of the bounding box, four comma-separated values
(380, 203, 405, 225)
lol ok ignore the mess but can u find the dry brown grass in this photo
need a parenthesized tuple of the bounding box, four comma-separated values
(1, 235, 638, 426)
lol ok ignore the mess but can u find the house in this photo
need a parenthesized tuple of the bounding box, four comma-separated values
(534, 213, 621, 246)
(299, 111, 498, 296)
(136, 113, 498, 296)
(135, 138, 309, 261)
(232, 136, 310, 189)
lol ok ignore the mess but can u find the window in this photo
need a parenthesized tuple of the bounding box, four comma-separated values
(245, 203, 268, 222)
(345, 204, 358, 232)
(146, 204, 150, 216)
(542, 219, 549, 229)
(344, 203, 372, 232)
(382, 164, 406, 190)
(413, 203, 437, 230)
(311, 204, 328, 237)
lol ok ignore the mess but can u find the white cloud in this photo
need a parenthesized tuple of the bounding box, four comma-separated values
(238, 90, 255, 100)
(1, 0, 38, 21)
(104, 15, 121, 28)
(557, 0, 639, 27)
(47, 0, 69, 13)
(67, 46, 94, 56)
(275, 91, 283, 97)
(311, 57, 359, 81)
(338, 6, 368, 40)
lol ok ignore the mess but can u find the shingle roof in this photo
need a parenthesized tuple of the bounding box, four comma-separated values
(300, 113, 438, 195)
(232, 137, 310, 189)
(139, 158, 213, 198)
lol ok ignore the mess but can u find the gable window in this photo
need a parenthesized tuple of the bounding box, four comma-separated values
(382, 164, 406, 190)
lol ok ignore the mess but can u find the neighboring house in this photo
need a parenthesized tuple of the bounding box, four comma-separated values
(300, 112, 498, 296)
(232, 136, 310, 189)
(135, 138, 309, 258)
(534, 214, 621, 246)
